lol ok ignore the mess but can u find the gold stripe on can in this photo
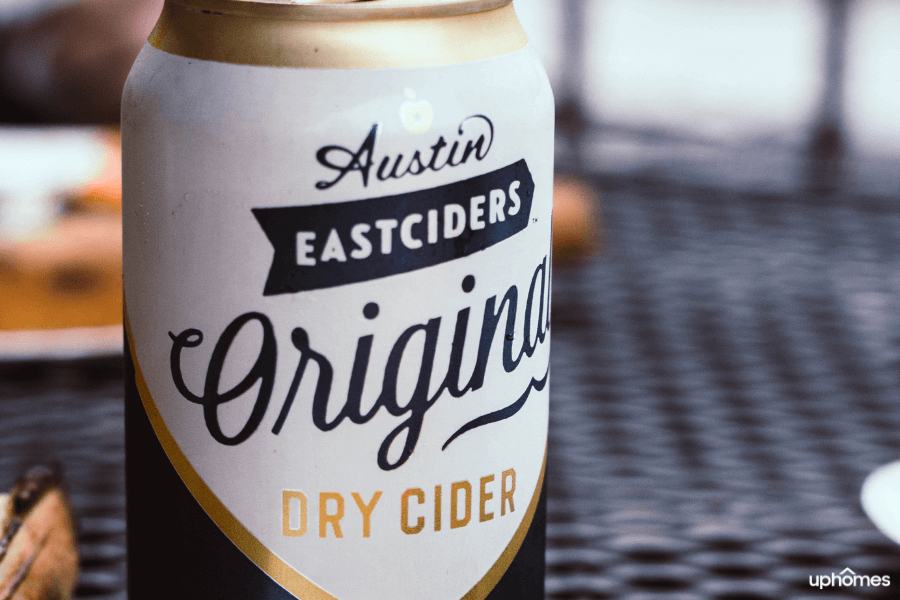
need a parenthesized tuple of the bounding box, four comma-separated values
(150, 0, 527, 68)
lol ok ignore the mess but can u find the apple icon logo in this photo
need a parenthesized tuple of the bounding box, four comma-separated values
(399, 88, 434, 134)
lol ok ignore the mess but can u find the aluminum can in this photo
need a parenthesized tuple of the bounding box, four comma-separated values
(122, 1, 553, 598)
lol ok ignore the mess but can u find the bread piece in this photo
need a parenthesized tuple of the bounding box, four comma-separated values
(0, 468, 79, 600)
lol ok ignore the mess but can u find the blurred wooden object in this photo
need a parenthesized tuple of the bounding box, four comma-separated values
(0, 468, 78, 600)
(552, 174, 601, 264)
(0, 130, 122, 331)
(0, 213, 122, 330)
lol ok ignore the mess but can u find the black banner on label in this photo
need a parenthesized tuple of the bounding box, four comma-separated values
(253, 159, 534, 295)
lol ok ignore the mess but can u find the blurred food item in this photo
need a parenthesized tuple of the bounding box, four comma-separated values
(0, 0, 163, 123)
(0, 127, 122, 331)
(0, 126, 120, 231)
(72, 129, 121, 211)
(0, 212, 122, 330)
(552, 174, 601, 264)
(0, 467, 79, 600)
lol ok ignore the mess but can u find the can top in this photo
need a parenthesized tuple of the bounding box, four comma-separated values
(152, 0, 527, 68)
(169, 0, 512, 19)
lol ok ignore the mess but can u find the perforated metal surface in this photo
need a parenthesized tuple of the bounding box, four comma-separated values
(1, 176, 900, 598)
(546, 178, 900, 599)
(0, 360, 126, 600)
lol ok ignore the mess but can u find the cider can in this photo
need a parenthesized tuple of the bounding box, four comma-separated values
(121, 1, 553, 598)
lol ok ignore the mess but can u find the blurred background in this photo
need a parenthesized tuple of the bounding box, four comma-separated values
(1, 0, 900, 598)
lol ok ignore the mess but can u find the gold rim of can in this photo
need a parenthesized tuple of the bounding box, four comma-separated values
(150, 0, 528, 68)
(168, 0, 513, 20)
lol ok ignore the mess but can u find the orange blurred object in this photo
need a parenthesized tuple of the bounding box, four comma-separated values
(76, 129, 123, 211)
(0, 131, 122, 332)
(552, 174, 601, 264)
(0, 213, 122, 330)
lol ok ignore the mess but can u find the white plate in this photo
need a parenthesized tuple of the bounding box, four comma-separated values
(861, 460, 900, 546)
(0, 126, 108, 242)
(0, 326, 122, 362)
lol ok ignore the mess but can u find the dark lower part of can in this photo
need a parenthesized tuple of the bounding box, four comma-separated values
(125, 342, 546, 599)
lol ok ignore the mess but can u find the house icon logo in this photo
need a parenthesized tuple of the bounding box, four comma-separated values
(810, 567, 891, 589)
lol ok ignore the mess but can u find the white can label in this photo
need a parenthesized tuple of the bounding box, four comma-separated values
(124, 44, 553, 600)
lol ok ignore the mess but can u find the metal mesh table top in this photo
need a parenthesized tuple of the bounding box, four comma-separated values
(2, 173, 900, 599)
(547, 176, 900, 599)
